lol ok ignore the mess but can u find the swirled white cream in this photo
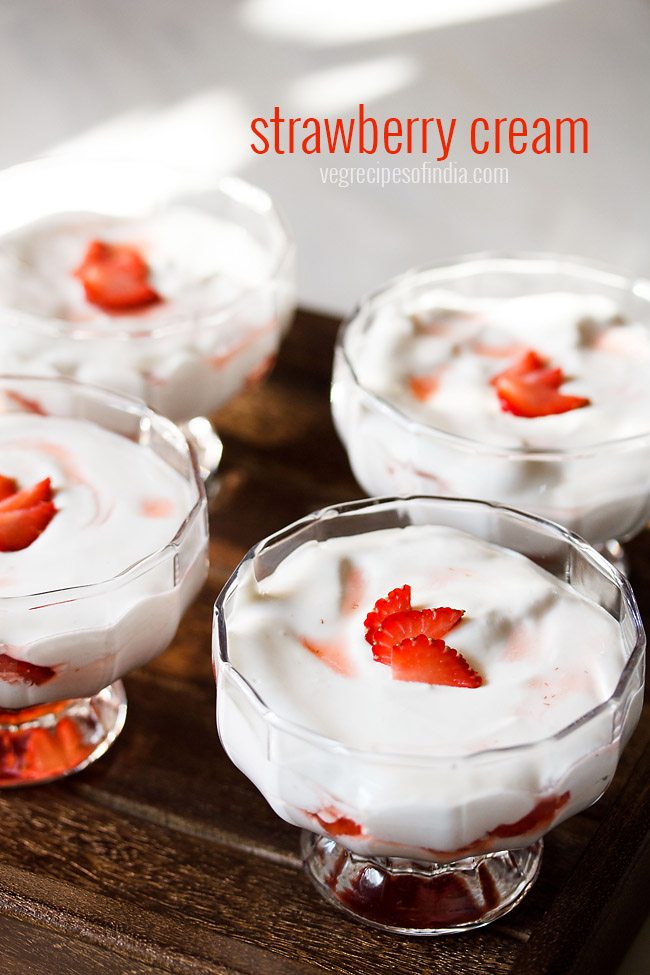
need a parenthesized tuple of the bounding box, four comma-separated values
(0, 209, 291, 421)
(218, 524, 640, 858)
(352, 291, 650, 449)
(0, 412, 207, 708)
(333, 292, 650, 543)
(226, 525, 625, 752)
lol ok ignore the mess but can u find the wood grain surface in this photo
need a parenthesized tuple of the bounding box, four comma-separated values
(1, 308, 649, 975)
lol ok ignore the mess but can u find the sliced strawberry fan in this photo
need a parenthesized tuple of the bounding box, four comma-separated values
(0, 477, 57, 552)
(364, 586, 482, 688)
(492, 348, 590, 418)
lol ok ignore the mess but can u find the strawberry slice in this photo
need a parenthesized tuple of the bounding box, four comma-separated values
(74, 240, 161, 313)
(495, 375, 590, 418)
(490, 349, 546, 385)
(492, 348, 590, 417)
(0, 652, 56, 686)
(372, 607, 465, 664)
(0, 501, 57, 552)
(364, 585, 412, 657)
(392, 634, 483, 688)
(0, 475, 16, 501)
(0, 478, 52, 513)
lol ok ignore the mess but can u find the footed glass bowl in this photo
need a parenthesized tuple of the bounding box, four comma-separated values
(332, 254, 650, 568)
(0, 157, 296, 478)
(0, 375, 208, 785)
(213, 495, 644, 935)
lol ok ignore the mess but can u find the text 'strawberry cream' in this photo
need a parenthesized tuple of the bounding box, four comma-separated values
(0, 158, 296, 476)
(332, 255, 650, 552)
(214, 497, 644, 935)
(0, 376, 208, 786)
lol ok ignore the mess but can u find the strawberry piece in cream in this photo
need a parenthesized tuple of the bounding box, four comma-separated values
(74, 240, 161, 313)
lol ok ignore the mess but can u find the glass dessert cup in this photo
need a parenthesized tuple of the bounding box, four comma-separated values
(0, 375, 208, 786)
(0, 157, 297, 479)
(332, 254, 650, 571)
(213, 496, 645, 935)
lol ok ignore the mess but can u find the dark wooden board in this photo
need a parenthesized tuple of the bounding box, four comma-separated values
(1, 308, 649, 975)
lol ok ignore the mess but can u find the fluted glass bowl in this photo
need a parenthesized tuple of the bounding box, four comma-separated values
(0, 157, 296, 476)
(0, 375, 208, 785)
(213, 495, 644, 935)
(332, 254, 650, 562)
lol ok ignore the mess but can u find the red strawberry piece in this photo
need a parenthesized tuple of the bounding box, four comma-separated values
(74, 240, 161, 313)
(300, 637, 355, 677)
(490, 349, 547, 385)
(492, 348, 590, 417)
(0, 501, 57, 552)
(0, 478, 52, 513)
(391, 634, 483, 688)
(0, 652, 56, 686)
(0, 475, 16, 501)
(408, 374, 439, 401)
(488, 791, 570, 839)
(372, 607, 464, 664)
(364, 585, 412, 656)
(5, 390, 46, 415)
(495, 375, 590, 418)
(314, 808, 364, 837)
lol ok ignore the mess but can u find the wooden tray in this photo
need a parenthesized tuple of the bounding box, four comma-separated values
(1, 308, 649, 975)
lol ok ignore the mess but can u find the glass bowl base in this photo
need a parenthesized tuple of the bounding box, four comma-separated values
(0, 680, 127, 787)
(595, 539, 629, 575)
(181, 416, 223, 482)
(301, 831, 543, 935)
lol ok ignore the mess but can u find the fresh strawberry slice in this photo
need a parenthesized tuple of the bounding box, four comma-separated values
(0, 501, 57, 552)
(492, 348, 590, 417)
(490, 349, 546, 385)
(495, 374, 590, 418)
(492, 350, 562, 389)
(364, 585, 412, 656)
(0, 478, 52, 513)
(372, 607, 465, 664)
(391, 634, 483, 688)
(0, 475, 16, 501)
(74, 240, 161, 312)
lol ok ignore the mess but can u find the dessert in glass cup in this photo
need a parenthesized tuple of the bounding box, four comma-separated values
(213, 496, 644, 935)
(0, 375, 208, 786)
(0, 157, 296, 476)
(331, 254, 650, 565)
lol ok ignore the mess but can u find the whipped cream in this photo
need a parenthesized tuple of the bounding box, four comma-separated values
(217, 523, 641, 859)
(351, 291, 650, 449)
(0, 412, 207, 708)
(333, 290, 650, 543)
(0, 208, 293, 422)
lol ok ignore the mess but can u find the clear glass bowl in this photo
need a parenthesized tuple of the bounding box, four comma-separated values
(0, 375, 208, 785)
(0, 157, 296, 476)
(331, 254, 650, 556)
(213, 495, 644, 935)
